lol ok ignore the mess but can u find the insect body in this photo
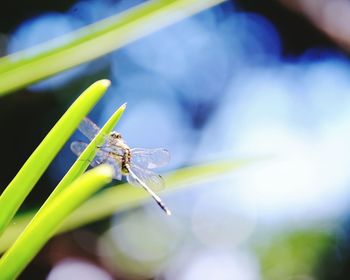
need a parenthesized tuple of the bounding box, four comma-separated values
(71, 118, 171, 215)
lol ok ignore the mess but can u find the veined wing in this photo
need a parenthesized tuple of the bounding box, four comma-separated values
(70, 141, 122, 180)
(78, 118, 101, 141)
(130, 148, 170, 169)
(79, 118, 126, 153)
(99, 143, 124, 156)
(126, 165, 171, 215)
(126, 164, 165, 192)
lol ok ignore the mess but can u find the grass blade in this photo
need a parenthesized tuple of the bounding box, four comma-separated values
(0, 158, 254, 253)
(0, 0, 226, 95)
(0, 165, 114, 280)
(0, 79, 111, 236)
(3, 104, 127, 259)
(45, 103, 126, 204)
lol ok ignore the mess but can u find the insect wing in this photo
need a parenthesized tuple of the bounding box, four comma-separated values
(78, 118, 101, 141)
(127, 165, 165, 192)
(103, 156, 123, 180)
(70, 141, 122, 180)
(78, 117, 121, 151)
(70, 141, 89, 158)
(99, 142, 124, 156)
(130, 148, 170, 169)
(71, 141, 106, 167)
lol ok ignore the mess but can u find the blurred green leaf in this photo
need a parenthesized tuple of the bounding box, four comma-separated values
(0, 0, 226, 95)
(0, 158, 254, 253)
(256, 230, 334, 280)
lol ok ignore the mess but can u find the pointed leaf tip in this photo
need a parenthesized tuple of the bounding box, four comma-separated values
(99, 79, 111, 88)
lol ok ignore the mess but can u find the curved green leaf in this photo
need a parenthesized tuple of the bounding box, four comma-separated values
(0, 0, 226, 95)
(0, 165, 114, 280)
(0, 80, 111, 236)
(0, 158, 254, 253)
(45, 103, 126, 204)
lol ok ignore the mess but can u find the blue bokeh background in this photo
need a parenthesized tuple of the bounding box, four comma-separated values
(1, 0, 350, 279)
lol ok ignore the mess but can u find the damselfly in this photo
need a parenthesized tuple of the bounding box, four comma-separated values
(70, 118, 171, 215)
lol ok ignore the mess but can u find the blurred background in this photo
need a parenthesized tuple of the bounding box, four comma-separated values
(1, 0, 350, 279)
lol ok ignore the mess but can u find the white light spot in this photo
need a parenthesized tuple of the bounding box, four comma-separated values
(47, 258, 112, 280)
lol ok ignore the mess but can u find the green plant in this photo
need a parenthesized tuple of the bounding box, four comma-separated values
(0, 158, 252, 254)
(0, 79, 112, 237)
(0, 79, 251, 277)
(0, 0, 251, 278)
(0, 79, 117, 278)
(0, 165, 114, 279)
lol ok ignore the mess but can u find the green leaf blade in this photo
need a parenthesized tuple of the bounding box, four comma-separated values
(0, 158, 254, 253)
(45, 103, 126, 204)
(0, 165, 114, 280)
(0, 79, 111, 236)
(0, 0, 226, 95)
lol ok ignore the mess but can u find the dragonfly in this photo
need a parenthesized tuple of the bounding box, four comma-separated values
(70, 118, 171, 215)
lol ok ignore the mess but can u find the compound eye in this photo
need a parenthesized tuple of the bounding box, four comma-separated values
(110, 132, 122, 139)
(110, 132, 116, 138)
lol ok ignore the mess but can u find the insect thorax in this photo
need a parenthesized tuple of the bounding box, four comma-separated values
(121, 148, 131, 174)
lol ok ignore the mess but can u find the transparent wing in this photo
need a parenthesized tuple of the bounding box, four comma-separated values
(130, 148, 170, 169)
(78, 117, 121, 152)
(126, 164, 165, 192)
(78, 118, 101, 141)
(126, 165, 171, 215)
(99, 143, 124, 156)
(102, 156, 123, 181)
(70, 141, 109, 167)
(70, 141, 89, 159)
(70, 141, 122, 180)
